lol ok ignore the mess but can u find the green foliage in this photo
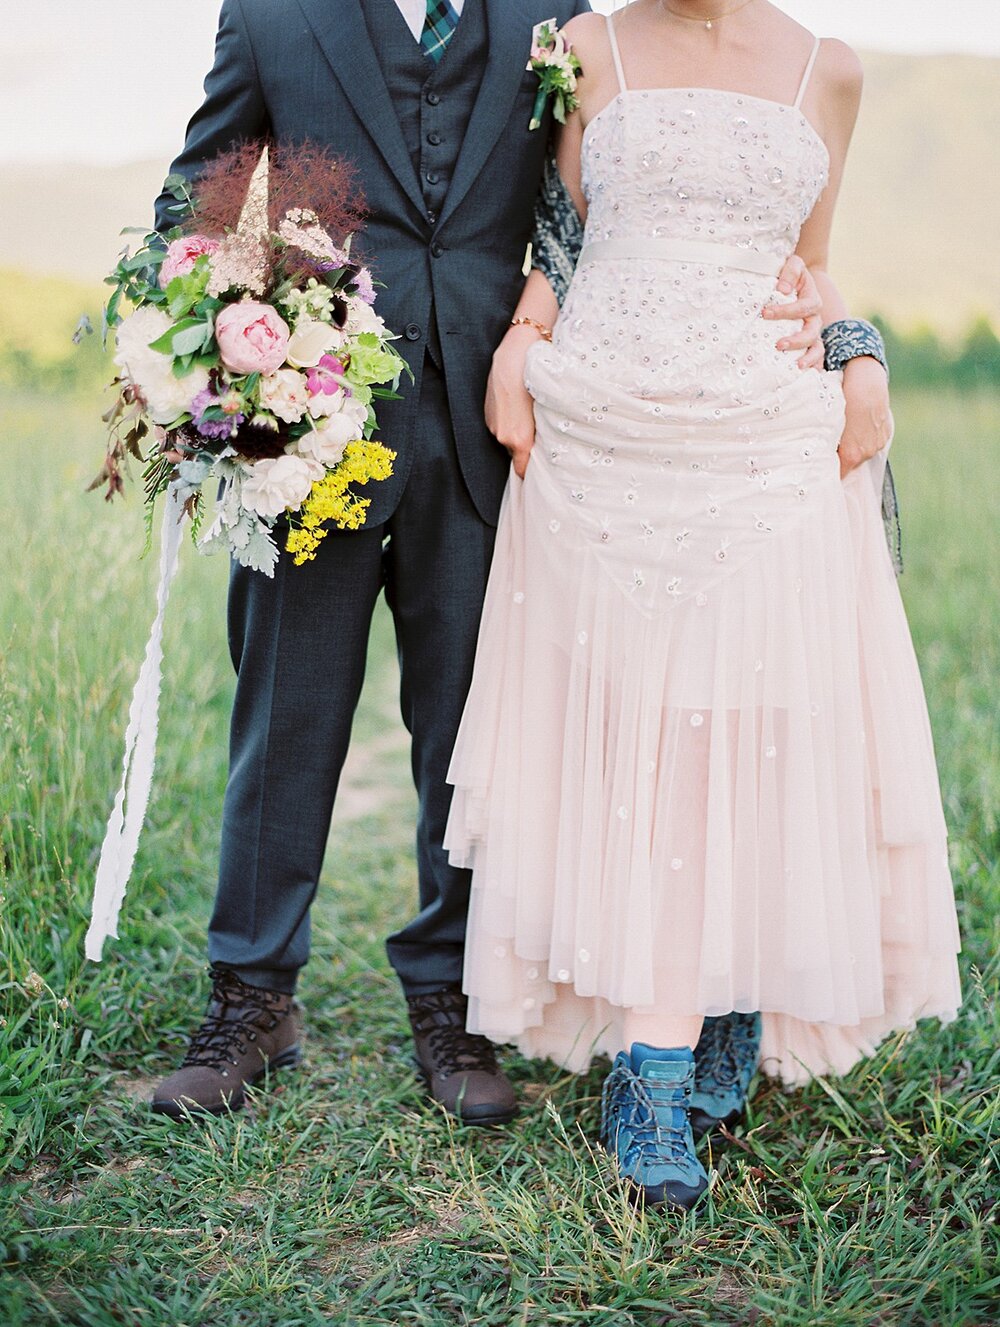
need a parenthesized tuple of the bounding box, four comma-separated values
(874, 314, 1000, 390)
(0, 388, 997, 1325)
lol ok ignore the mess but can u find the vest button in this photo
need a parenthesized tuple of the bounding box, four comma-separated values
(404, 324, 421, 341)
(426, 210, 438, 226)
(427, 131, 442, 146)
(426, 91, 441, 106)
(431, 242, 444, 258)
(425, 170, 440, 185)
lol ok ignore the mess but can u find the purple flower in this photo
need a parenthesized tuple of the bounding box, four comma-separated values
(192, 386, 245, 440)
(353, 268, 376, 305)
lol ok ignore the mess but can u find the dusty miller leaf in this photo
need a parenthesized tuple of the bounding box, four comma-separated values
(239, 527, 279, 578)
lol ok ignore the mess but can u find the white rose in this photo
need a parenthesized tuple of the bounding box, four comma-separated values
(285, 317, 344, 368)
(343, 299, 387, 338)
(307, 382, 370, 422)
(259, 368, 309, 423)
(307, 386, 345, 419)
(241, 454, 322, 520)
(115, 306, 209, 425)
(296, 409, 364, 467)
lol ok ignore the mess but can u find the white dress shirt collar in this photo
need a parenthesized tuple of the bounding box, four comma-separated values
(393, 0, 466, 42)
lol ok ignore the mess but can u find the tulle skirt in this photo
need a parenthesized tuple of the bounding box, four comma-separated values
(445, 347, 961, 1086)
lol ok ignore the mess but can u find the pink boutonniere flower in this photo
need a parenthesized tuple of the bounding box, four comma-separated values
(527, 19, 583, 131)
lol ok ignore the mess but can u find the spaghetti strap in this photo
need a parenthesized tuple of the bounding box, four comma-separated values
(793, 36, 822, 109)
(605, 14, 628, 94)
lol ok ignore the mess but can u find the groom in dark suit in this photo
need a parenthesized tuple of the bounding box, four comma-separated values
(151, 0, 588, 1123)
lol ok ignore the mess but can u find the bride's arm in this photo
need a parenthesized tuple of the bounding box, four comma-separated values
(485, 103, 587, 478)
(485, 11, 606, 476)
(793, 41, 893, 477)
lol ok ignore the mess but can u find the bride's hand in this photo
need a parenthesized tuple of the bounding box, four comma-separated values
(485, 325, 541, 479)
(837, 355, 893, 477)
(762, 254, 824, 369)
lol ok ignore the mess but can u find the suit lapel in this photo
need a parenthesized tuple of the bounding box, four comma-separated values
(438, 0, 537, 228)
(295, 0, 427, 218)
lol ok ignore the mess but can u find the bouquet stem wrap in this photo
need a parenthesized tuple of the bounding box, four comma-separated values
(85, 484, 186, 960)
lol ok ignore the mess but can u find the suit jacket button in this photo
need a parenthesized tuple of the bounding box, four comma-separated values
(404, 324, 422, 341)
(431, 242, 444, 258)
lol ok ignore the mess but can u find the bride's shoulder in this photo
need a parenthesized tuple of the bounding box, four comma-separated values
(815, 38, 864, 98)
(806, 38, 859, 125)
(561, 11, 611, 51)
(561, 10, 615, 83)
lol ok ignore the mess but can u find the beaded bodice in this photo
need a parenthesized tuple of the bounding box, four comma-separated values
(581, 87, 829, 266)
(523, 43, 846, 616)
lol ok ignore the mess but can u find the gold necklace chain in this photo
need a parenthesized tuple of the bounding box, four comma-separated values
(659, 0, 757, 30)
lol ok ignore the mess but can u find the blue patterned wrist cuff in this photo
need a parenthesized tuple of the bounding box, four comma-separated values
(822, 319, 888, 377)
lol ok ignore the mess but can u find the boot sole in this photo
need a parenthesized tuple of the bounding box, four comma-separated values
(150, 1045, 303, 1120)
(600, 1138, 709, 1213)
(625, 1176, 709, 1213)
(412, 1059, 519, 1127)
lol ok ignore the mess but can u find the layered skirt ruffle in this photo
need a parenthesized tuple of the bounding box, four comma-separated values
(445, 343, 961, 1087)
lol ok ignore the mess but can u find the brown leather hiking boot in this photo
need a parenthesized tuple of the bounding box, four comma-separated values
(151, 967, 302, 1118)
(407, 985, 518, 1125)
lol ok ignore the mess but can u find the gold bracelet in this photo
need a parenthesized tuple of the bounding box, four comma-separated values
(510, 316, 553, 342)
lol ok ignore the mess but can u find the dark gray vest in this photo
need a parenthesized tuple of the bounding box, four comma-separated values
(361, 0, 488, 229)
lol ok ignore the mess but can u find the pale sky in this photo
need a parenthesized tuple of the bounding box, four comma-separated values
(3, 1, 997, 164)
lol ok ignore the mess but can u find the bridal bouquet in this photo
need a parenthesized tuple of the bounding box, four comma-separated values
(85, 144, 407, 963)
(94, 142, 406, 576)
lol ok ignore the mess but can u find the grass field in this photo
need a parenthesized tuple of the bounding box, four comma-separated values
(1, 384, 998, 1326)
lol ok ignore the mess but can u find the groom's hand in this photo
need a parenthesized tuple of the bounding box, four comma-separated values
(762, 255, 824, 369)
(486, 325, 542, 479)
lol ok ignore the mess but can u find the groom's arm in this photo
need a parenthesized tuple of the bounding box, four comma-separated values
(153, 0, 270, 233)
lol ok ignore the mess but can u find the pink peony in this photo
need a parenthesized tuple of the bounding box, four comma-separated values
(214, 302, 290, 376)
(158, 235, 220, 289)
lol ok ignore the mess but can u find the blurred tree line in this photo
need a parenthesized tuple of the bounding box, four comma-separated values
(874, 315, 1000, 389)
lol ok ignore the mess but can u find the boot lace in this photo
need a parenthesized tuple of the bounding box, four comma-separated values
(408, 987, 499, 1076)
(601, 1062, 690, 1165)
(182, 967, 286, 1069)
(694, 1013, 758, 1090)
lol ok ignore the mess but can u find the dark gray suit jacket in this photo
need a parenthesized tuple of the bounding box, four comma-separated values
(155, 0, 588, 524)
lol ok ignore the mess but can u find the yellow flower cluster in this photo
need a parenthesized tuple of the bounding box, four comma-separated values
(285, 439, 396, 564)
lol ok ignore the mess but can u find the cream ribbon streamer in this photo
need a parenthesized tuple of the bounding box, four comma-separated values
(86, 482, 187, 961)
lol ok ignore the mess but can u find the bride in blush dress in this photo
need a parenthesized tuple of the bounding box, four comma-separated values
(444, 0, 961, 1209)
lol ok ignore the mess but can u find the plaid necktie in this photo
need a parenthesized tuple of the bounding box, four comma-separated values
(420, 0, 460, 63)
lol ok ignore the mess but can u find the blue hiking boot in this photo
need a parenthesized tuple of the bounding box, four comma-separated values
(600, 1043, 709, 1212)
(690, 1011, 762, 1142)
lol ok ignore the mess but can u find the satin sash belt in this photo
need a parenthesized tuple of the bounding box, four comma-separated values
(579, 237, 784, 278)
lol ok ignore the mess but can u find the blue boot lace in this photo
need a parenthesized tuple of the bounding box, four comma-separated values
(694, 1012, 759, 1095)
(600, 1061, 692, 1171)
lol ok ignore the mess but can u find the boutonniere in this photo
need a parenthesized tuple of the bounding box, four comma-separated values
(527, 19, 583, 131)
